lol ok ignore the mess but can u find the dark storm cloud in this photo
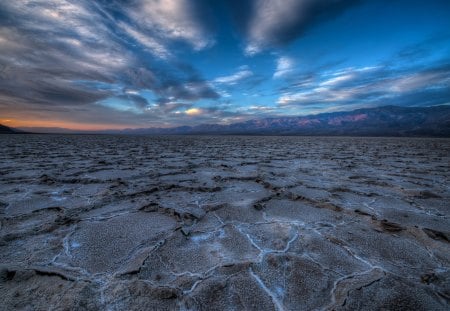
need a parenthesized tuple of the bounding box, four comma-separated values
(122, 65, 220, 106)
(152, 63, 221, 103)
(0, 68, 112, 108)
(226, 0, 362, 54)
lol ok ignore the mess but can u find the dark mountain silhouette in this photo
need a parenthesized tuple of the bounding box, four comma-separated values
(0, 124, 24, 134)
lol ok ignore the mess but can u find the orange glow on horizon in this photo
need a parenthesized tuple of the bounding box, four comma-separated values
(0, 118, 137, 131)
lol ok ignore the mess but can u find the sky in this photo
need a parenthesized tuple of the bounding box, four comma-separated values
(1, 0, 450, 130)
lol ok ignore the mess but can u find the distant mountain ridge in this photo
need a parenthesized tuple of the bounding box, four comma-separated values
(107, 105, 450, 137)
(15, 105, 450, 137)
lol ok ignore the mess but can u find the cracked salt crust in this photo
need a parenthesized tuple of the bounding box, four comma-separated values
(0, 135, 449, 310)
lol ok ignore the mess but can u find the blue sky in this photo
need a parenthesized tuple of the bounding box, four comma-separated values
(0, 0, 449, 129)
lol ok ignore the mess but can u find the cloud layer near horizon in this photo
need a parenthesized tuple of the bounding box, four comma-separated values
(0, 0, 449, 129)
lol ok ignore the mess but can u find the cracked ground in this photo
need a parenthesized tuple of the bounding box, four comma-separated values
(0, 135, 449, 310)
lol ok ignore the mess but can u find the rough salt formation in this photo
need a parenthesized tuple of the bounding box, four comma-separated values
(0, 135, 449, 310)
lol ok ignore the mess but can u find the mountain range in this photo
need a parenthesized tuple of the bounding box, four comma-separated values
(0, 124, 24, 134)
(7, 105, 450, 137)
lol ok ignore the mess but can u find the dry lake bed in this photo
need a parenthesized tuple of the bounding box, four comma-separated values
(0, 135, 449, 310)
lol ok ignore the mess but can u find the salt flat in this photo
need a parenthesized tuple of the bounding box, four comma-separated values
(0, 135, 449, 310)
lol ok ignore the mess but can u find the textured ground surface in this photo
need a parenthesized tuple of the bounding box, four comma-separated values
(0, 135, 449, 310)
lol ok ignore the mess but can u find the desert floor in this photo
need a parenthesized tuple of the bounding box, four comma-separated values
(0, 135, 449, 310)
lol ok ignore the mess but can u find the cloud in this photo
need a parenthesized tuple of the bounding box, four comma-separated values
(97, 96, 148, 114)
(0, 0, 222, 128)
(159, 80, 220, 103)
(0, 1, 129, 107)
(273, 56, 295, 78)
(227, 0, 361, 54)
(1, 1, 449, 129)
(118, 22, 171, 59)
(277, 63, 450, 108)
(387, 71, 447, 93)
(124, 0, 214, 51)
(185, 107, 204, 116)
(214, 67, 254, 85)
(319, 72, 356, 87)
